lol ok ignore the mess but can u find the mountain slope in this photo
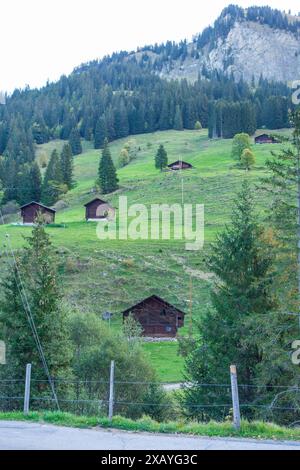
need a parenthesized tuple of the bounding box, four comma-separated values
(0, 128, 290, 380)
(135, 5, 300, 83)
(157, 20, 300, 83)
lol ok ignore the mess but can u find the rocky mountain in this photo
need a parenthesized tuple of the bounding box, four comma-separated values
(134, 5, 300, 83)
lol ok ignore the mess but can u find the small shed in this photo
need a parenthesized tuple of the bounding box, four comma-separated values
(168, 160, 193, 171)
(255, 134, 279, 144)
(84, 198, 114, 221)
(122, 295, 185, 338)
(20, 202, 56, 225)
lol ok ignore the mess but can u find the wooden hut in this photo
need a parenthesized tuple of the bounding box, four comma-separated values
(84, 198, 114, 221)
(255, 134, 279, 144)
(20, 202, 56, 225)
(168, 160, 193, 171)
(122, 295, 185, 338)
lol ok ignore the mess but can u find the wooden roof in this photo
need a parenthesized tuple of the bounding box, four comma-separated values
(84, 197, 108, 207)
(20, 201, 56, 213)
(168, 160, 193, 167)
(122, 295, 186, 316)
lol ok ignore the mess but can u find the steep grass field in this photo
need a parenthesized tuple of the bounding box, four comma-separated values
(0, 129, 288, 382)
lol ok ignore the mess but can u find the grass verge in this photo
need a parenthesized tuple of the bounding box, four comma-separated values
(0, 411, 300, 441)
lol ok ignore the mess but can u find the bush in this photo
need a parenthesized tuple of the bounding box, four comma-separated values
(241, 148, 256, 170)
(68, 313, 163, 420)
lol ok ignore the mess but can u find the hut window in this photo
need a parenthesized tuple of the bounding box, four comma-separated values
(178, 316, 182, 321)
(160, 309, 167, 316)
(165, 326, 172, 332)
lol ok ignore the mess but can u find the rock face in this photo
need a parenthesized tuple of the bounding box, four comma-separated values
(208, 21, 300, 82)
(156, 20, 300, 83)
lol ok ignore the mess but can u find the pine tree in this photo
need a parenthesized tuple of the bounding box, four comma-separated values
(98, 139, 119, 194)
(173, 105, 183, 130)
(0, 220, 72, 386)
(94, 116, 107, 149)
(155, 144, 168, 171)
(29, 162, 42, 201)
(182, 181, 276, 421)
(42, 149, 65, 205)
(68, 128, 82, 155)
(60, 143, 74, 189)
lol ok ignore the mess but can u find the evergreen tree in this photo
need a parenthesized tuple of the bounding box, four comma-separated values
(155, 144, 168, 171)
(60, 143, 74, 189)
(182, 181, 276, 421)
(30, 162, 42, 202)
(94, 116, 107, 149)
(68, 128, 82, 155)
(42, 149, 65, 205)
(0, 220, 72, 386)
(98, 139, 119, 194)
(173, 105, 183, 131)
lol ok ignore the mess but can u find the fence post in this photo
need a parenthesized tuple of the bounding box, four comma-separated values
(108, 360, 115, 421)
(230, 365, 241, 430)
(23, 363, 32, 414)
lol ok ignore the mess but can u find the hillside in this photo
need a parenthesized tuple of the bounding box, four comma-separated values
(0, 129, 287, 381)
(1, 5, 297, 210)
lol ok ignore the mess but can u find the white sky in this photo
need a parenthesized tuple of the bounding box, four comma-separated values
(1, 0, 299, 92)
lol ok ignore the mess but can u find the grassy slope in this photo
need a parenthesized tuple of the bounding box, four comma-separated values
(0, 129, 288, 382)
(0, 411, 300, 441)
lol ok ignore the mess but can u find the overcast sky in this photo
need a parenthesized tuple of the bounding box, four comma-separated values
(1, 0, 299, 92)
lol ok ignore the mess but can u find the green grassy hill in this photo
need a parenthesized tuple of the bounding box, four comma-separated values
(0, 129, 288, 382)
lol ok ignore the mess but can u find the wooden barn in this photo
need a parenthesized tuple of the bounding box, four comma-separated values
(168, 160, 193, 171)
(255, 134, 279, 144)
(122, 295, 185, 338)
(84, 198, 114, 221)
(20, 202, 56, 225)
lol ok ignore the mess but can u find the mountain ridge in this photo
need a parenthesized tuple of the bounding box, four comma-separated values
(126, 5, 300, 83)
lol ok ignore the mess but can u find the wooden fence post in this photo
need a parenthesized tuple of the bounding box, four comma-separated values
(108, 361, 115, 421)
(230, 365, 241, 430)
(24, 364, 32, 414)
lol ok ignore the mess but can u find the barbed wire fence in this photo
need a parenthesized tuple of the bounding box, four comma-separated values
(1, 363, 300, 429)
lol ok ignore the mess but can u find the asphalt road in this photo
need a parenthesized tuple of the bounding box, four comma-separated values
(0, 421, 300, 450)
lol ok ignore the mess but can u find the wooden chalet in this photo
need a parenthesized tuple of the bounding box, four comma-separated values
(122, 295, 185, 338)
(84, 198, 114, 221)
(167, 160, 193, 171)
(20, 202, 56, 225)
(255, 134, 279, 144)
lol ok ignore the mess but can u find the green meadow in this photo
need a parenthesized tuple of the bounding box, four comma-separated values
(0, 129, 289, 382)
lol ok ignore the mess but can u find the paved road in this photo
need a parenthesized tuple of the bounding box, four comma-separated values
(0, 421, 300, 450)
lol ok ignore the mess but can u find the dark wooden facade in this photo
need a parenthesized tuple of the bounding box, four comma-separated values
(122, 295, 185, 338)
(168, 160, 193, 171)
(20, 202, 56, 224)
(255, 134, 279, 144)
(84, 198, 112, 221)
